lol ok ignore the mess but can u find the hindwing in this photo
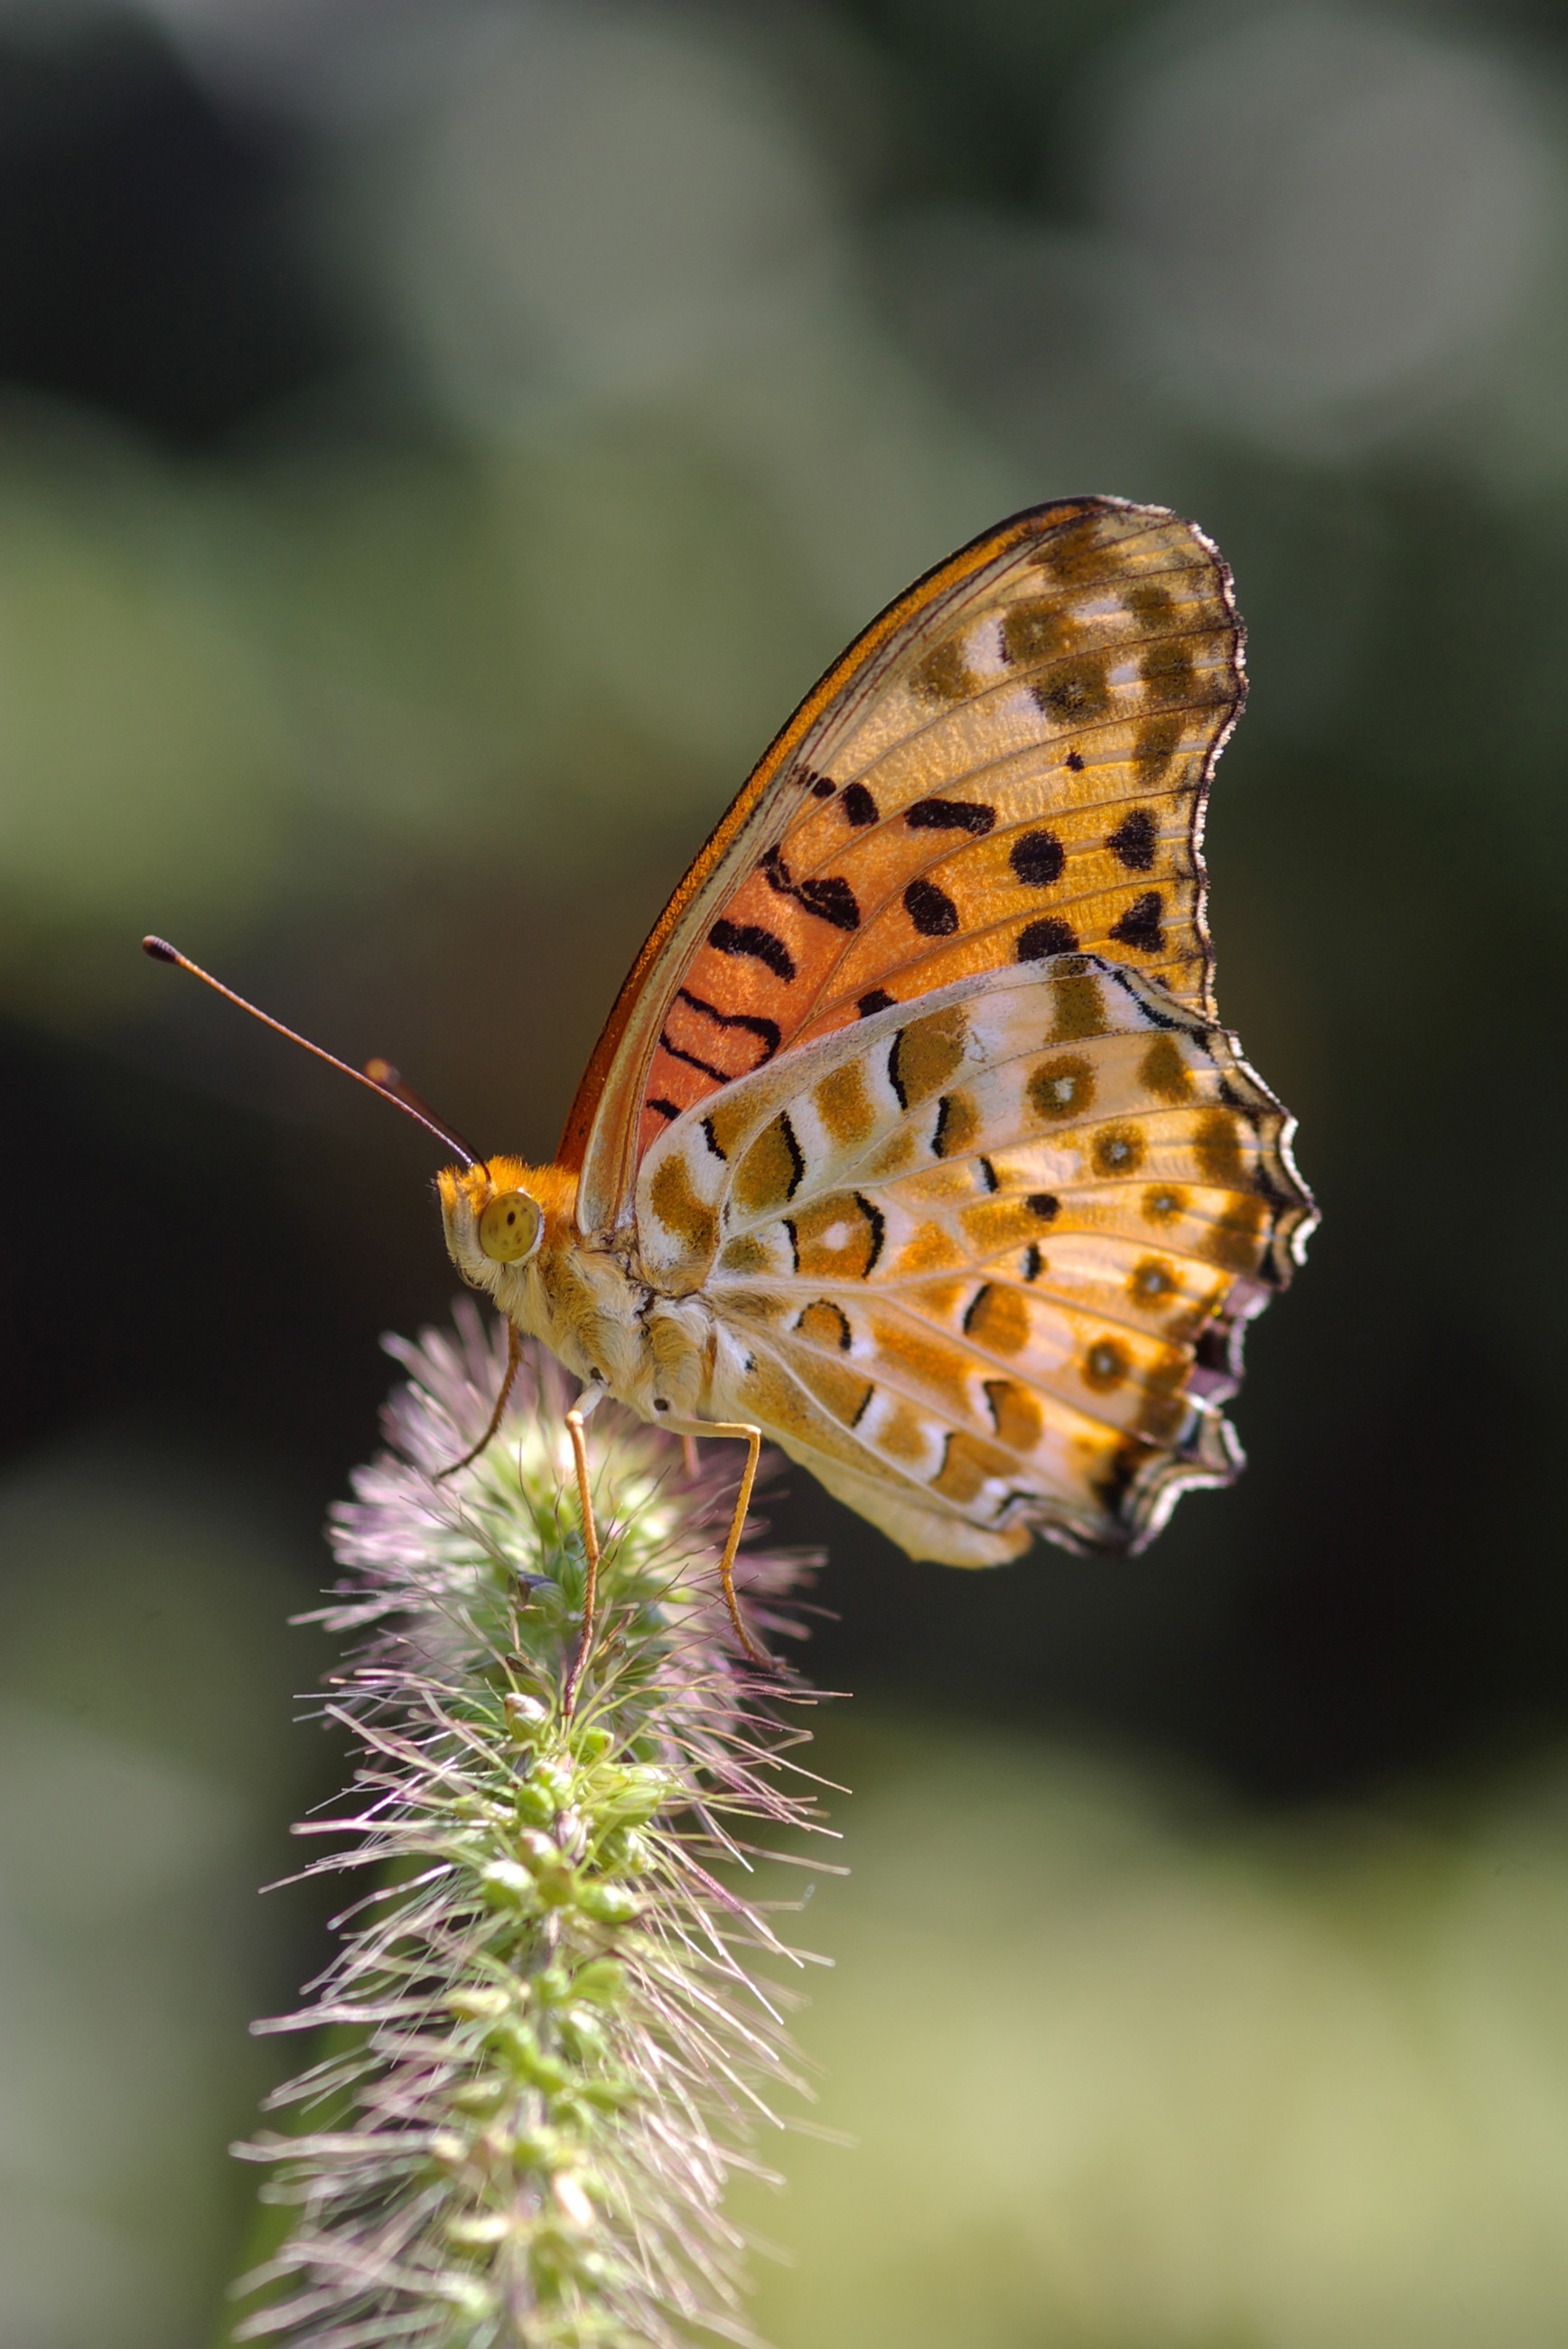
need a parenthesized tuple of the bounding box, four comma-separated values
(635, 958, 1313, 1561)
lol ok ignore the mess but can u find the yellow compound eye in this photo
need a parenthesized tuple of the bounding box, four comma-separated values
(478, 1189, 542, 1264)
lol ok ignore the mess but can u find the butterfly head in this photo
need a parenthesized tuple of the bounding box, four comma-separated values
(436, 1158, 577, 1307)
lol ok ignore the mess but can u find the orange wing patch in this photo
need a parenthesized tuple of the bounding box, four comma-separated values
(566, 499, 1245, 1237)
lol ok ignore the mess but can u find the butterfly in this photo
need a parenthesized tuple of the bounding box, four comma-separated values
(432, 498, 1315, 1665)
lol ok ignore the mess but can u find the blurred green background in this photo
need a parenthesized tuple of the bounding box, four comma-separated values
(2, 0, 1567, 2341)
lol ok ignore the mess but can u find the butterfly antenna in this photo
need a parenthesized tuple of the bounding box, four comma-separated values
(361, 1057, 482, 1158)
(141, 936, 479, 1168)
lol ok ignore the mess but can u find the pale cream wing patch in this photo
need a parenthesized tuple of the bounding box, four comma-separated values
(636, 957, 1313, 1562)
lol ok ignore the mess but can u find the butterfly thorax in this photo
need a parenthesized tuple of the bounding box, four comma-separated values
(437, 1157, 714, 1425)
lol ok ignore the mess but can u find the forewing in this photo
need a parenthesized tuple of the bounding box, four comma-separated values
(565, 498, 1244, 1237)
(636, 958, 1313, 1562)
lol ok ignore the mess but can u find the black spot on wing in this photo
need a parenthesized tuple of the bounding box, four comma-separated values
(796, 875, 860, 930)
(1066, 750, 1085, 772)
(1106, 808, 1157, 871)
(1022, 1242, 1042, 1281)
(701, 1116, 726, 1161)
(906, 797, 995, 835)
(978, 1156, 999, 1193)
(857, 988, 896, 1018)
(798, 766, 836, 798)
(1109, 892, 1165, 954)
(708, 918, 796, 980)
(904, 878, 959, 937)
(841, 781, 879, 826)
(648, 1098, 680, 1121)
(1017, 917, 1078, 959)
(761, 847, 861, 932)
(1027, 1193, 1059, 1221)
(1010, 830, 1065, 888)
(854, 1190, 886, 1274)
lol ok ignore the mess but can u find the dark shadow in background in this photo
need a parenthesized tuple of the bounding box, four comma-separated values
(3, 2, 1564, 1821)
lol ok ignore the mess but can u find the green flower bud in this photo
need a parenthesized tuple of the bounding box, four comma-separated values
(601, 1765, 670, 1826)
(478, 1858, 537, 1908)
(514, 1777, 559, 1825)
(522, 2049, 572, 2097)
(575, 1881, 640, 1925)
(530, 1759, 574, 1808)
(594, 1825, 650, 1876)
(503, 1693, 549, 1743)
(558, 2006, 606, 2059)
(571, 1958, 628, 2007)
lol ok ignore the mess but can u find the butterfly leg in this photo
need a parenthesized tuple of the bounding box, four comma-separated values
(669, 1418, 769, 1668)
(435, 1317, 521, 1482)
(563, 1395, 603, 1717)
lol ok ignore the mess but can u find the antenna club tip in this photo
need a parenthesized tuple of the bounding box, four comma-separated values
(364, 1057, 400, 1085)
(142, 935, 180, 964)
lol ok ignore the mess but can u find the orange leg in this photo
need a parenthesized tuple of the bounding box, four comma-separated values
(670, 1419, 769, 1667)
(562, 1403, 602, 1717)
(435, 1319, 521, 1483)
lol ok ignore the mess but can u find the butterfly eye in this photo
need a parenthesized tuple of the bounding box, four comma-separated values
(478, 1190, 543, 1264)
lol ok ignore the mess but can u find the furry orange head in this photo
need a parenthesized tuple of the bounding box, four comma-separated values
(437, 1158, 580, 1302)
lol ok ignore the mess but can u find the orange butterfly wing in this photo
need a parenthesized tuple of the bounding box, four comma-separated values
(562, 498, 1244, 1240)
(630, 957, 1312, 1558)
